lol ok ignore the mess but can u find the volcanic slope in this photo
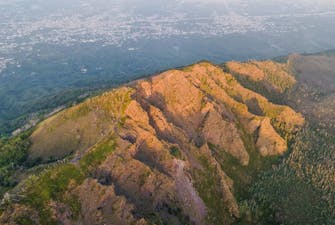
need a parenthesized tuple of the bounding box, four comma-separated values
(0, 62, 304, 225)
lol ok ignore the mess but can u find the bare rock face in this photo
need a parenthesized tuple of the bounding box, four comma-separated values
(1, 61, 304, 225)
(75, 179, 148, 225)
(146, 69, 205, 139)
(256, 118, 287, 156)
(201, 106, 249, 166)
(124, 100, 151, 125)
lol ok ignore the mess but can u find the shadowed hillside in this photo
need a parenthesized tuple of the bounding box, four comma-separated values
(223, 53, 335, 224)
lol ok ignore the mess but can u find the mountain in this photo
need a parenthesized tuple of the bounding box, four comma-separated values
(0, 53, 334, 225)
(225, 53, 335, 224)
(2, 0, 335, 137)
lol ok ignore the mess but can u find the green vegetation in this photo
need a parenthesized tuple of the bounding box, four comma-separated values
(144, 212, 165, 225)
(223, 55, 335, 225)
(0, 130, 32, 196)
(193, 154, 233, 225)
(247, 169, 330, 225)
(0, 87, 92, 137)
(19, 164, 84, 225)
(210, 124, 280, 200)
(0, 130, 32, 170)
(181, 65, 194, 72)
(67, 103, 91, 120)
(169, 146, 183, 159)
(224, 62, 295, 105)
(2, 135, 117, 224)
(227, 71, 286, 104)
(14, 215, 35, 225)
(26, 87, 133, 162)
(197, 121, 283, 225)
(244, 124, 335, 225)
(262, 68, 294, 93)
(89, 87, 134, 126)
(79, 135, 116, 174)
(0, 86, 128, 223)
(180, 61, 213, 73)
(144, 204, 191, 225)
(200, 76, 213, 94)
(166, 204, 191, 225)
(1, 55, 334, 225)
(61, 193, 82, 220)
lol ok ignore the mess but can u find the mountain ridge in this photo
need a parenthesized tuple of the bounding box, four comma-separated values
(0, 60, 307, 225)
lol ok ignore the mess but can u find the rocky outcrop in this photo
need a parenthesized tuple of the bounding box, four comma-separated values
(75, 179, 148, 225)
(1, 61, 304, 225)
(201, 105, 249, 166)
(226, 60, 296, 93)
(256, 118, 287, 156)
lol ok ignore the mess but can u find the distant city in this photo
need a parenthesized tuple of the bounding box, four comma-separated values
(1, 0, 335, 134)
(1, 0, 335, 73)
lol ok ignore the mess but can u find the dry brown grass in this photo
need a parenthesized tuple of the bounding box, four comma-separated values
(29, 87, 134, 161)
(226, 60, 296, 93)
(226, 61, 265, 81)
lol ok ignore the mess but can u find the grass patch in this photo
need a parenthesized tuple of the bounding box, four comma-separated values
(0, 130, 33, 196)
(11, 135, 117, 224)
(20, 164, 84, 224)
(144, 212, 165, 225)
(210, 123, 279, 200)
(203, 122, 281, 224)
(14, 215, 35, 225)
(67, 103, 91, 120)
(181, 65, 194, 72)
(169, 146, 183, 159)
(226, 68, 288, 105)
(193, 155, 233, 225)
(79, 135, 116, 174)
(62, 194, 82, 220)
